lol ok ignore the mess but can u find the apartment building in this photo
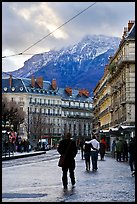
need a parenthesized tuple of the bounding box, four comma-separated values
(2, 75, 93, 147)
(92, 20, 135, 148)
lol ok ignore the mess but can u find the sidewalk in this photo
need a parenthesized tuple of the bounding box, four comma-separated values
(2, 150, 46, 161)
(2, 150, 112, 161)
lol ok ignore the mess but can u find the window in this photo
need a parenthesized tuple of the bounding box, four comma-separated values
(20, 87, 23, 91)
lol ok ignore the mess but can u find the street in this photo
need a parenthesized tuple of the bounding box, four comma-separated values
(2, 149, 135, 202)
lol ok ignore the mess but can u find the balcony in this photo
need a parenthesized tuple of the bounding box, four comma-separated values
(18, 101, 24, 106)
(117, 55, 135, 66)
(108, 106, 113, 112)
(120, 99, 126, 105)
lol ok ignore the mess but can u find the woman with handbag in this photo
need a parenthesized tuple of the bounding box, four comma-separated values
(57, 132, 78, 190)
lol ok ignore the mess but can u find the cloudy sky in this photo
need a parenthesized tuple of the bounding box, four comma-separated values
(2, 2, 135, 72)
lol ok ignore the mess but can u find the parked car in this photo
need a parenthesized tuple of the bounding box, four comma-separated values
(36, 139, 51, 151)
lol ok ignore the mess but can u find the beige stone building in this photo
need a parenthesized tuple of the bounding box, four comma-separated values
(93, 20, 135, 148)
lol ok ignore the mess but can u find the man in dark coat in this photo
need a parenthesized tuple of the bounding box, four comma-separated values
(128, 136, 135, 176)
(57, 132, 78, 190)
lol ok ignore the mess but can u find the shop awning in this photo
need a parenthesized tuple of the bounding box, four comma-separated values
(100, 130, 109, 133)
(109, 127, 119, 131)
(119, 125, 135, 130)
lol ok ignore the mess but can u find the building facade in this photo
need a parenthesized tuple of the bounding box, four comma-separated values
(92, 20, 135, 149)
(2, 75, 93, 147)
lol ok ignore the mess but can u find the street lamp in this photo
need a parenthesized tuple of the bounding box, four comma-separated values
(28, 107, 30, 139)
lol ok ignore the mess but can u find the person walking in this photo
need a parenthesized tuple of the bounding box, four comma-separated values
(128, 136, 135, 176)
(111, 140, 116, 158)
(79, 139, 85, 160)
(122, 140, 128, 162)
(85, 135, 100, 171)
(99, 137, 107, 160)
(115, 138, 124, 162)
(57, 132, 78, 190)
(83, 137, 91, 172)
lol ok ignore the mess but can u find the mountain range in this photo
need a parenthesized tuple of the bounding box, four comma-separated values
(3, 34, 121, 95)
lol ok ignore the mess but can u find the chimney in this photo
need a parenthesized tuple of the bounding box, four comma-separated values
(31, 75, 35, 88)
(83, 89, 89, 97)
(123, 27, 128, 37)
(9, 75, 12, 88)
(78, 89, 83, 96)
(36, 76, 43, 88)
(128, 20, 135, 32)
(52, 79, 57, 90)
(65, 87, 72, 95)
(79, 89, 89, 97)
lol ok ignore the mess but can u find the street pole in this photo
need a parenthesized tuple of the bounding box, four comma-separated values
(28, 107, 29, 139)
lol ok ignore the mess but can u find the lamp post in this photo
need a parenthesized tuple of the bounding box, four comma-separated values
(28, 107, 30, 139)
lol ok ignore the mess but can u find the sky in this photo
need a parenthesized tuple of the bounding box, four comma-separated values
(2, 2, 135, 72)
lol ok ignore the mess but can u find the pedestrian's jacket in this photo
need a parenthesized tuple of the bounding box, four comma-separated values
(84, 142, 91, 153)
(128, 137, 135, 158)
(83, 142, 91, 159)
(99, 142, 106, 153)
(116, 140, 124, 152)
(85, 139, 100, 151)
(57, 139, 78, 167)
(99, 139, 107, 153)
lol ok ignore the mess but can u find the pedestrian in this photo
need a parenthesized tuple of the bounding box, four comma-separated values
(85, 135, 100, 171)
(122, 140, 128, 162)
(111, 140, 116, 158)
(57, 132, 78, 190)
(42, 142, 45, 151)
(79, 139, 85, 160)
(115, 138, 123, 162)
(99, 137, 107, 160)
(128, 136, 135, 176)
(83, 137, 91, 172)
(26, 139, 30, 152)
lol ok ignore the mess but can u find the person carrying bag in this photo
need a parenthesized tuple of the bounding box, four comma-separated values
(57, 132, 78, 190)
(58, 141, 72, 167)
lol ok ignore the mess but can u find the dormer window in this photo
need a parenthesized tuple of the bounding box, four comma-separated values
(4, 87, 8, 91)
(11, 87, 15, 91)
(20, 87, 23, 91)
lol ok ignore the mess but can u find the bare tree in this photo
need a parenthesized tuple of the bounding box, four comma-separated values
(29, 113, 46, 142)
(29, 111, 54, 146)
(2, 95, 25, 132)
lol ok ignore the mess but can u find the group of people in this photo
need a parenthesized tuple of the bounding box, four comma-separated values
(57, 133, 108, 190)
(57, 133, 135, 190)
(112, 137, 135, 176)
(83, 136, 107, 172)
(83, 135, 101, 172)
(111, 138, 128, 162)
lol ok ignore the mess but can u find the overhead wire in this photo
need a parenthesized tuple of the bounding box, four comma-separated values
(2, 2, 97, 59)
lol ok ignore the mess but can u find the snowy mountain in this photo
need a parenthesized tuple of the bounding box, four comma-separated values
(5, 34, 120, 94)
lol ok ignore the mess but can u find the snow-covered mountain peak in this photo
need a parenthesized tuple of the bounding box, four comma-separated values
(6, 34, 121, 94)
